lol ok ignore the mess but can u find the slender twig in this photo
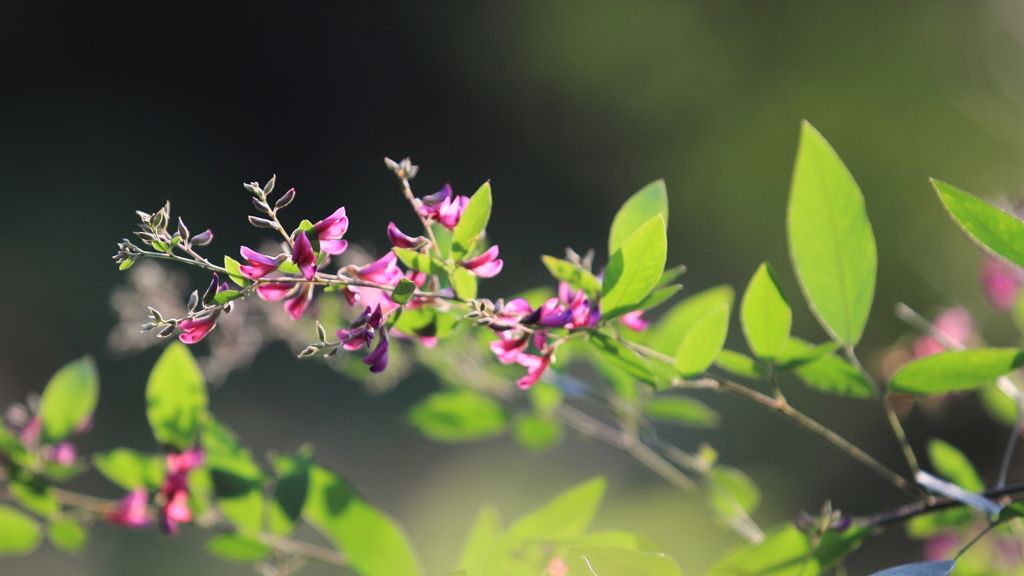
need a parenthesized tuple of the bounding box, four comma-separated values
(957, 521, 998, 559)
(860, 479, 1024, 528)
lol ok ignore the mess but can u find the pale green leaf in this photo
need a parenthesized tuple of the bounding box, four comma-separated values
(890, 349, 1024, 395)
(0, 505, 42, 556)
(541, 255, 602, 299)
(394, 248, 447, 275)
(643, 397, 720, 428)
(205, 533, 271, 562)
(9, 480, 59, 518)
(453, 267, 478, 300)
(146, 342, 208, 451)
(589, 332, 659, 387)
(452, 182, 492, 258)
(457, 505, 503, 574)
(513, 415, 563, 452)
(39, 356, 99, 443)
(706, 524, 869, 576)
(409, 390, 507, 443)
(567, 546, 683, 576)
(602, 215, 667, 318)
(979, 381, 1019, 426)
(740, 263, 791, 361)
(775, 338, 839, 371)
(786, 338, 874, 398)
(93, 448, 166, 491)
(609, 179, 669, 255)
(506, 477, 606, 540)
(392, 278, 417, 305)
(787, 121, 876, 346)
(933, 179, 1024, 268)
(223, 255, 250, 287)
(675, 303, 730, 377)
(714, 350, 766, 380)
(647, 285, 734, 355)
(927, 438, 984, 492)
(47, 518, 88, 554)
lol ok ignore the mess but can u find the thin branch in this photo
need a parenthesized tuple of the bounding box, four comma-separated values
(859, 479, 1024, 528)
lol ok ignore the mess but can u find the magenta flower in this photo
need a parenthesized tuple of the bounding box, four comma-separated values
(362, 330, 390, 373)
(516, 352, 552, 389)
(107, 488, 151, 529)
(980, 255, 1024, 311)
(420, 184, 452, 208)
(620, 310, 649, 332)
(313, 207, 349, 255)
(565, 288, 601, 329)
(256, 282, 295, 301)
(490, 333, 530, 364)
(291, 232, 317, 280)
(238, 246, 284, 279)
(336, 305, 383, 351)
(178, 311, 220, 344)
(500, 298, 535, 317)
(461, 245, 504, 278)
(418, 184, 469, 230)
(160, 490, 192, 535)
(284, 283, 315, 320)
(349, 252, 404, 286)
(913, 307, 974, 358)
(49, 442, 76, 467)
(523, 297, 573, 328)
(159, 446, 202, 535)
(387, 222, 427, 249)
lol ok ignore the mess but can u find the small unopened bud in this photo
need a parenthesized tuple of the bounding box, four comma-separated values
(324, 345, 342, 358)
(243, 182, 260, 196)
(223, 302, 233, 314)
(158, 325, 176, 338)
(299, 346, 319, 357)
(136, 210, 151, 223)
(148, 307, 164, 322)
(275, 188, 296, 209)
(135, 231, 157, 243)
(141, 323, 155, 332)
(316, 321, 327, 343)
(263, 175, 276, 196)
(252, 198, 273, 214)
(191, 229, 214, 246)
(464, 311, 481, 319)
(187, 290, 199, 312)
(177, 217, 190, 241)
(248, 216, 277, 228)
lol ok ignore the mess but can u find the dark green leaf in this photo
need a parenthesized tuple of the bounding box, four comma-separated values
(890, 349, 1024, 395)
(456, 505, 503, 574)
(47, 518, 88, 554)
(609, 179, 668, 256)
(513, 415, 563, 452)
(643, 397, 720, 428)
(146, 342, 208, 451)
(715, 350, 766, 380)
(675, 303, 730, 377)
(93, 448, 165, 491)
(740, 263, 791, 361)
(205, 533, 271, 562)
(927, 438, 984, 492)
(541, 255, 602, 299)
(603, 215, 667, 318)
(0, 505, 42, 556)
(452, 182, 492, 258)
(869, 561, 956, 576)
(409, 390, 507, 443)
(392, 278, 417, 305)
(933, 179, 1024, 268)
(394, 248, 447, 275)
(647, 285, 734, 355)
(39, 356, 99, 443)
(787, 338, 874, 398)
(567, 546, 683, 576)
(775, 338, 839, 371)
(788, 121, 876, 346)
(1000, 502, 1024, 522)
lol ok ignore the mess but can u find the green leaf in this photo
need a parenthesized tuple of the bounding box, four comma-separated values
(392, 278, 417, 305)
(715, 350, 766, 380)
(786, 338, 874, 398)
(609, 179, 669, 256)
(506, 477, 606, 540)
(0, 505, 42, 556)
(567, 546, 683, 576)
(119, 260, 134, 271)
(643, 397, 720, 428)
(740, 263, 791, 361)
(9, 479, 59, 518)
(560, 531, 662, 553)
(890, 349, 1024, 395)
(217, 489, 264, 535)
(202, 418, 265, 533)
(979, 381, 1019, 426)
(47, 518, 88, 554)
(528, 382, 563, 416)
(223, 255, 250, 287)
(999, 502, 1024, 522)
(589, 331, 659, 387)
(513, 415, 563, 452)
(146, 342, 208, 451)
(456, 505, 503, 574)
(787, 121, 877, 346)
(933, 179, 1024, 268)
(675, 303, 730, 377)
(648, 285, 735, 355)
(39, 356, 99, 443)
(868, 561, 956, 576)
(453, 267, 478, 299)
(205, 533, 271, 562)
(906, 508, 975, 538)
(707, 524, 870, 576)
(634, 284, 682, 313)
(210, 290, 242, 305)
(269, 455, 310, 536)
(603, 215, 667, 318)
(409, 390, 507, 443)
(775, 339, 839, 372)
(432, 223, 453, 258)
(201, 418, 264, 483)
(452, 182, 492, 258)
(394, 248, 447, 275)
(707, 465, 761, 515)
(93, 448, 166, 491)
(541, 255, 602, 299)
(655, 264, 686, 289)
(927, 438, 984, 492)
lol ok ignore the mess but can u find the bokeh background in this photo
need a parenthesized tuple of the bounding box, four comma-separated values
(5, 1, 1024, 574)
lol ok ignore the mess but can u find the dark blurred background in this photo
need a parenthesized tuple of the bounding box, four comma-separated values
(5, 1, 1024, 574)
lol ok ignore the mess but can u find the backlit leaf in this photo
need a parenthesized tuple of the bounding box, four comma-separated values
(93, 448, 165, 491)
(513, 415, 563, 452)
(715, 350, 766, 380)
(603, 215, 667, 318)
(933, 179, 1024, 268)
(391, 278, 417, 305)
(506, 477, 606, 540)
(675, 303, 730, 377)
(927, 439, 984, 492)
(452, 182, 492, 258)
(39, 356, 99, 443)
(609, 179, 669, 256)
(453, 267, 478, 300)
(47, 518, 88, 554)
(890, 349, 1024, 395)
(456, 505, 503, 574)
(647, 285, 734, 356)
(707, 524, 869, 576)
(643, 396, 720, 428)
(205, 533, 271, 562)
(541, 255, 602, 300)
(740, 263, 791, 361)
(409, 390, 507, 443)
(146, 342, 207, 451)
(786, 338, 874, 398)
(394, 248, 447, 275)
(567, 546, 683, 576)
(0, 505, 42, 556)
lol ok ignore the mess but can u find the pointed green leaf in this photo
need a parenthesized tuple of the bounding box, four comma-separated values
(205, 533, 271, 562)
(0, 505, 42, 556)
(675, 303, 730, 377)
(979, 381, 1019, 426)
(210, 290, 242, 306)
(714, 350, 766, 380)
(927, 439, 984, 492)
(933, 179, 1024, 268)
(890, 349, 1024, 395)
(589, 332, 660, 387)
(786, 338, 874, 398)
(223, 255, 250, 287)
(409, 390, 507, 443)
(707, 524, 870, 576)
(656, 265, 686, 289)
(452, 182, 492, 258)
(609, 179, 668, 255)
(456, 505, 503, 574)
(392, 278, 417, 305)
(39, 356, 99, 443)
(269, 454, 310, 536)
(506, 477, 606, 540)
(787, 121, 876, 346)
(707, 465, 761, 515)
(740, 263, 791, 361)
(541, 255, 602, 299)
(643, 396, 719, 427)
(648, 285, 734, 356)
(93, 448, 166, 491)
(568, 546, 683, 576)
(513, 415, 563, 452)
(453, 267, 478, 300)
(394, 248, 447, 275)
(603, 215, 667, 318)
(47, 518, 88, 554)
(775, 338, 839, 371)
(146, 342, 208, 451)
(9, 480, 59, 518)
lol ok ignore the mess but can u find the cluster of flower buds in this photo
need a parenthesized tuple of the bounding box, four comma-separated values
(132, 201, 214, 258)
(794, 500, 851, 536)
(141, 272, 236, 343)
(301, 305, 391, 372)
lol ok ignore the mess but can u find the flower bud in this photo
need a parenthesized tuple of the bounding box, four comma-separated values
(177, 217, 190, 241)
(275, 188, 296, 210)
(316, 321, 327, 343)
(248, 216, 276, 228)
(190, 229, 214, 246)
(187, 290, 199, 312)
(252, 198, 273, 214)
(263, 175, 276, 196)
(158, 324, 176, 338)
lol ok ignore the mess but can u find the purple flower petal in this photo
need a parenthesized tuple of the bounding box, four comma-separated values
(291, 232, 317, 280)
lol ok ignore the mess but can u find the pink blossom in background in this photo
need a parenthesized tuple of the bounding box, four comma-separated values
(912, 306, 973, 358)
(980, 256, 1024, 311)
(107, 489, 151, 528)
(924, 532, 959, 561)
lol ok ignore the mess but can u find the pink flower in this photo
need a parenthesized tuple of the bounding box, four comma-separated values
(238, 246, 284, 279)
(523, 298, 574, 328)
(349, 252, 404, 286)
(387, 222, 427, 249)
(291, 232, 317, 280)
(256, 282, 295, 301)
(336, 306, 383, 351)
(284, 284, 315, 320)
(49, 442, 76, 466)
(565, 289, 600, 329)
(107, 489, 151, 528)
(621, 310, 649, 332)
(418, 184, 469, 230)
(313, 207, 349, 255)
(516, 353, 552, 389)
(913, 307, 973, 358)
(159, 447, 202, 535)
(160, 490, 192, 535)
(489, 333, 530, 364)
(362, 330, 390, 373)
(461, 246, 504, 278)
(924, 532, 959, 561)
(178, 311, 220, 344)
